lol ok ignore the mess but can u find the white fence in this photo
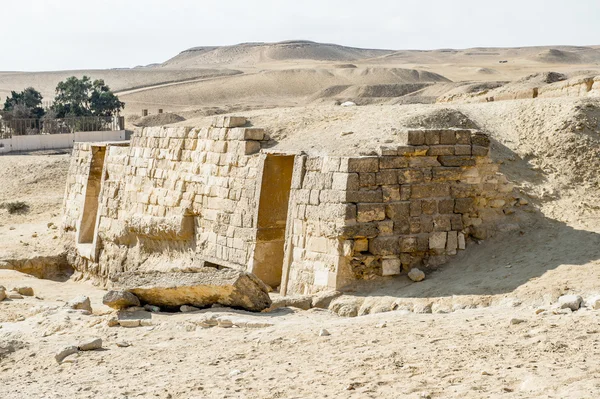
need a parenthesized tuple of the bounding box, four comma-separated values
(0, 130, 128, 154)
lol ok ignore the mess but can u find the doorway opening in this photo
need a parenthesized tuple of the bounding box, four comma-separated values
(78, 146, 106, 245)
(252, 154, 295, 289)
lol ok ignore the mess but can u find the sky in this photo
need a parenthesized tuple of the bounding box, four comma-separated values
(1, 0, 599, 71)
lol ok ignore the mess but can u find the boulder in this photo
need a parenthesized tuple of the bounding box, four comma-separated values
(12, 286, 34, 296)
(66, 296, 92, 313)
(102, 290, 141, 310)
(115, 269, 272, 312)
(0, 286, 6, 301)
(55, 346, 78, 364)
(78, 338, 102, 351)
(558, 294, 583, 311)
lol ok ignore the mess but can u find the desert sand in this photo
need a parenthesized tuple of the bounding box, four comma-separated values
(1, 41, 600, 398)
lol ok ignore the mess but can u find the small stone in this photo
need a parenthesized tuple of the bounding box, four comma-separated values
(510, 318, 525, 325)
(535, 308, 546, 315)
(229, 369, 242, 377)
(588, 296, 600, 310)
(102, 290, 140, 310)
(408, 268, 425, 282)
(558, 294, 583, 311)
(78, 338, 102, 351)
(118, 319, 141, 328)
(143, 304, 161, 313)
(0, 287, 6, 301)
(12, 286, 34, 296)
(341, 131, 354, 136)
(340, 101, 356, 107)
(55, 346, 78, 364)
(375, 322, 387, 328)
(318, 329, 331, 336)
(180, 305, 200, 313)
(481, 371, 492, 376)
(116, 342, 131, 348)
(217, 319, 233, 328)
(107, 317, 119, 327)
(413, 303, 432, 314)
(66, 296, 92, 313)
(7, 292, 23, 299)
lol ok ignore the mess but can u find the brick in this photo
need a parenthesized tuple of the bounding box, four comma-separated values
(450, 214, 463, 230)
(446, 231, 458, 255)
(357, 203, 386, 223)
(385, 201, 410, 220)
(408, 156, 441, 168)
(399, 236, 419, 252)
(458, 232, 466, 250)
(421, 199, 437, 215)
(432, 167, 462, 182)
(377, 220, 394, 236)
(400, 185, 411, 200)
(347, 157, 379, 173)
(340, 222, 379, 238)
(438, 156, 476, 167)
(359, 172, 377, 187)
(244, 141, 261, 155)
(382, 258, 401, 276)
(440, 130, 457, 145)
(427, 145, 455, 156)
(410, 183, 450, 199)
(406, 130, 425, 145)
(378, 146, 398, 156)
(409, 217, 421, 234)
(424, 131, 440, 145)
(472, 145, 489, 156)
(380, 156, 409, 169)
(212, 116, 246, 128)
(227, 127, 265, 141)
(429, 232, 447, 250)
(369, 236, 400, 255)
(346, 189, 383, 203)
(392, 217, 410, 234)
(355, 238, 369, 252)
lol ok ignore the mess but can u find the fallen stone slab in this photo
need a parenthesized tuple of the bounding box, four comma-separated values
(66, 296, 92, 313)
(78, 338, 102, 351)
(55, 346, 78, 364)
(103, 290, 141, 310)
(114, 269, 272, 312)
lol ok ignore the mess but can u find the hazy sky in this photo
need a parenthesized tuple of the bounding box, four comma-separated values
(2, 0, 599, 71)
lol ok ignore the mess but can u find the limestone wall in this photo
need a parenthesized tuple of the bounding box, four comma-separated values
(283, 129, 518, 295)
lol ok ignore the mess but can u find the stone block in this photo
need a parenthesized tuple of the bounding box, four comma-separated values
(380, 156, 409, 169)
(382, 258, 401, 276)
(408, 156, 441, 168)
(472, 145, 489, 156)
(458, 232, 466, 250)
(437, 199, 454, 214)
(382, 186, 401, 202)
(455, 130, 471, 145)
(398, 169, 424, 184)
(227, 127, 265, 141)
(377, 220, 394, 236)
(378, 146, 398, 156)
(400, 185, 411, 200)
(440, 130, 457, 145)
(385, 201, 411, 220)
(454, 145, 472, 155)
(212, 116, 247, 128)
(450, 214, 463, 230)
(433, 215, 452, 231)
(429, 232, 447, 250)
(410, 183, 450, 199)
(424, 131, 440, 145)
(369, 236, 400, 255)
(340, 222, 379, 238)
(421, 199, 437, 215)
(432, 167, 462, 182)
(357, 203, 386, 223)
(346, 189, 383, 203)
(399, 236, 419, 252)
(409, 217, 421, 234)
(392, 217, 410, 234)
(427, 145, 455, 156)
(376, 170, 398, 185)
(446, 231, 458, 255)
(359, 172, 377, 187)
(472, 132, 490, 147)
(347, 157, 379, 173)
(406, 130, 425, 145)
(454, 197, 475, 214)
(438, 156, 476, 167)
(354, 238, 369, 252)
(244, 141, 261, 155)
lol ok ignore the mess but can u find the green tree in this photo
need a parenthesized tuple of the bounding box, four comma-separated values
(2, 87, 45, 119)
(51, 76, 124, 118)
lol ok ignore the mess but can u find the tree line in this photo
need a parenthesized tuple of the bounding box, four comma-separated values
(1, 76, 124, 121)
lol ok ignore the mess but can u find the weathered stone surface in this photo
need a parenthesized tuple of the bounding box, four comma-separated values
(66, 296, 92, 313)
(382, 258, 401, 276)
(116, 269, 272, 312)
(408, 268, 425, 282)
(311, 291, 342, 309)
(180, 305, 200, 312)
(267, 295, 312, 311)
(558, 294, 583, 311)
(0, 286, 6, 301)
(79, 338, 102, 351)
(12, 286, 33, 296)
(103, 290, 141, 310)
(7, 292, 23, 299)
(55, 346, 78, 364)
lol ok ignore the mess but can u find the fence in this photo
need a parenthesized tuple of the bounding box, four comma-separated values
(0, 116, 124, 139)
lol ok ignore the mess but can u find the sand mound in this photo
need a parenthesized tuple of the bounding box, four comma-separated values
(133, 113, 185, 127)
(533, 49, 583, 64)
(311, 83, 433, 101)
(161, 40, 394, 68)
(404, 108, 479, 129)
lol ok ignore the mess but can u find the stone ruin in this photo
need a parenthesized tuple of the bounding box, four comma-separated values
(61, 116, 521, 310)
